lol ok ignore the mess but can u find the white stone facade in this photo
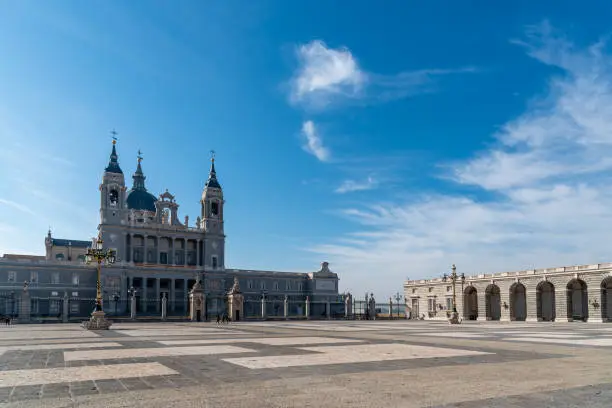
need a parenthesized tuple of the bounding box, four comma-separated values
(404, 263, 612, 323)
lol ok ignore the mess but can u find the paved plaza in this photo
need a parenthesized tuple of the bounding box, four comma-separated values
(1, 321, 612, 407)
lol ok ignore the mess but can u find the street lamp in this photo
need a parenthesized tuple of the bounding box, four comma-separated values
(442, 264, 465, 324)
(83, 232, 116, 330)
(394, 292, 403, 318)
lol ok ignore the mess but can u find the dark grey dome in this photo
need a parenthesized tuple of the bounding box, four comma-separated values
(126, 189, 157, 212)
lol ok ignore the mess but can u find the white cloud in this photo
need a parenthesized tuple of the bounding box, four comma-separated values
(0, 198, 36, 216)
(301, 120, 331, 162)
(290, 40, 475, 110)
(335, 176, 377, 194)
(308, 23, 612, 299)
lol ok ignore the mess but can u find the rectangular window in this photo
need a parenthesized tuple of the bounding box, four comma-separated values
(72, 291, 79, 297)
(51, 272, 60, 284)
(412, 298, 419, 316)
(260, 281, 266, 290)
(446, 297, 453, 310)
(273, 282, 279, 291)
(428, 298, 436, 312)
(70, 303, 79, 314)
(30, 271, 38, 283)
(50, 300, 60, 314)
(285, 281, 291, 291)
(160, 252, 168, 264)
(211, 256, 218, 269)
(8, 271, 16, 282)
(72, 273, 79, 286)
(247, 280, 253, 289)
(51, 291, 59, 297)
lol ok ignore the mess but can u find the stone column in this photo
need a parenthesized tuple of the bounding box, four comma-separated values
(196, 240, 200, 267)
(155, 278, 161, 312)
(555, 288, 568, 322)
(284, 296, 289, 320)
(172, 238, 176, 266)
(500, 289, 511, 321)
(161, 293, 167, 321)
(183, 279, 188, 313)
(261, 295, 267, 319)
(62, 292, 69, 323)
(587, 285, 602, 323)
(326, 301, 330, 319)
(525, 289, 538, 322)
(182, 238, 187, 266)
(130, 295, 137, 320)
(170, 279, 176, 312)
(305, 296, 310, 319)
(19, 291, 31, 323)
(141, 277, 148, 312)
(143, 234, 148, 263)
(344, 293, 352, 318)
(477, 290, 487, 321)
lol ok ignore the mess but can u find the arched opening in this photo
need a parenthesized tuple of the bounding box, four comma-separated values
(566, 279, 588, 322)
(463, 286, 478, 320)
(485, 284, 501, 321)
(509, 282, 527, 321)
(536, 281, 555, 322)
(601, 277, 612, 322)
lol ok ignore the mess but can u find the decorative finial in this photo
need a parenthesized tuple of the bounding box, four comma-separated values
(137, 149, 143, 164)
(210, 149, 215, 162)
(111, 129, 118, 145)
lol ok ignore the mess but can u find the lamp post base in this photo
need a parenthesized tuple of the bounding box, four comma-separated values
(448, 311, 461, 325)
(82, 310, 112, 330)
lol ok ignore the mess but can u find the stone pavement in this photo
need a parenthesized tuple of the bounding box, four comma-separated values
(1, 320, 612, 407)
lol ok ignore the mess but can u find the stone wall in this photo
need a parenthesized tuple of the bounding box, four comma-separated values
(404, 263, 612, 323)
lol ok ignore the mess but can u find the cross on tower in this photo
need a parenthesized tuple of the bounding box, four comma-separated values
(137, 149, 143, 163)
(110, 129, 118, 144)
(210, 150, 215, 161)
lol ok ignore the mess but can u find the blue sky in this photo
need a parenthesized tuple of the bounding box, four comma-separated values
(2, 1, 612, 299)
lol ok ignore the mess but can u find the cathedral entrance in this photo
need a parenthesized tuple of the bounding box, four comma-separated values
(536, 281, 555, 322)
(485, 284, 501, 321)
(509, 282, 527, 321)
(566, 279, 588, 322)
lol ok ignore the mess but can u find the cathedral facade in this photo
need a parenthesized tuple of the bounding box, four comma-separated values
(0, 141, 340, 320)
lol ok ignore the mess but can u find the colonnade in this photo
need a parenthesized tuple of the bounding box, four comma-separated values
(460, 276, 612, 322)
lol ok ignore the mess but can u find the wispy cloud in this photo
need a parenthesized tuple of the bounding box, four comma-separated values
(0, 198, 36, 216)
(335, 176, 378, 194)
(307, 22, 612, 298)
(301, 120, 331, 162)
(289, 40, 476, 110)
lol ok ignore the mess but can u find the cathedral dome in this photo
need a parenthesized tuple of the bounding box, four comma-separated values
(126, 189, 157, 212)
(126, 153, 157, 212)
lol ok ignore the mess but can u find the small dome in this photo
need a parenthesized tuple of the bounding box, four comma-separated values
(126, 189, 157, 212)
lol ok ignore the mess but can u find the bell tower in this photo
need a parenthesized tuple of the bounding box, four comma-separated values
(99, 134, 127, 227)
(201, 151, 225, 270)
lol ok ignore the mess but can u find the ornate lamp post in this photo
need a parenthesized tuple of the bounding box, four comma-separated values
(82, 232, 116, 330)
(394, 292, 403, 318)
(443, 264, 465, 324)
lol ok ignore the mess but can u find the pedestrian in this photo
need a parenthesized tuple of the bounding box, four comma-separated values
(216, 314, 220, 325)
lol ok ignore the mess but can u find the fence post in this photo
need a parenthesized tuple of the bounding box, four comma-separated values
(19, 291, 30, 323)
(261, 295, 266, 320)
(326, 301, 330, 319)
(305, 296, 310, 319)
(161, 293, 167, 321)
(284, 296, 288, 320)
(62, 292, 69, 323)
(130, 295, 137, 320)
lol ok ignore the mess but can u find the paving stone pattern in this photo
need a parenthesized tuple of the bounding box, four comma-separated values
(0, 321, 612, 407)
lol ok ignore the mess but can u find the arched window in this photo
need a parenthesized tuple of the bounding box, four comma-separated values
(77, 255, 85, 262)
(55, 253, 65, 261)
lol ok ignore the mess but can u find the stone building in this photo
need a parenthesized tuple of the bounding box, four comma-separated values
(0, 141, 341, 320)
(404, 262, 612, 323)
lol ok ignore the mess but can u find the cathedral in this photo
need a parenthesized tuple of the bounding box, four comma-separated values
(0, 140, 341, 320)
